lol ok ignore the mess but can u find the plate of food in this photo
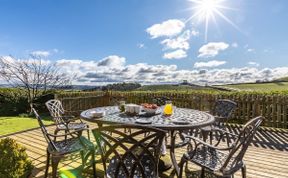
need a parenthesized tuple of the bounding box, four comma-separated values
(141, 103, 158, 115)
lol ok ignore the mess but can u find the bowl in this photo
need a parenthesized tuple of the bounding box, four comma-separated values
(143, 107, 158, 114)
(90, 111, 105, 118)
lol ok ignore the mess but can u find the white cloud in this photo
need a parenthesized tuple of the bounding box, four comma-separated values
(191, 30, 200, 36)
(247, 48, 255, 52)
(4, 54, 286, 86)
(163, 49, 187, 59)
(232, 42, 238, 48)
(198, 42, 229, 58)
(98, 55, 126, 68)
(161, 30, 191, 50)
(194, 60, 227, 68)
(30, 50, 50, 58)
(248, 61, 260, 67)
(30, 49, 59, 58)
(146, 19, 185, 39)
(137, 43, 145, 48)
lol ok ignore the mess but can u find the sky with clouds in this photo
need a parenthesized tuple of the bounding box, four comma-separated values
(0, 0, 288, 85)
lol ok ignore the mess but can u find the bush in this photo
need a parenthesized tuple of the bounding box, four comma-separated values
(18, 113, 30, 118)
(0, 88, 28, 116)
(0, 88, 55, 116)
(0, 138, 34, 178)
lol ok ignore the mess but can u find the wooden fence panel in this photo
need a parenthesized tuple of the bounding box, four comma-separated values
(55, 91, 288, 129)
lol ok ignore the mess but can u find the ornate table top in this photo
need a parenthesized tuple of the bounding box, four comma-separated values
(80, 106, 215, 130)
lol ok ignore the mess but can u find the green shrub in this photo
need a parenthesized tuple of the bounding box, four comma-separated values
(0, 88, 55, 116)
(18, 113, 30, 118)
(0, 88, 28, 116)
(0, 138, 34, 178)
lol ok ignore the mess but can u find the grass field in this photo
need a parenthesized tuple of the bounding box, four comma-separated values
(0, 117, 53, 136)
(221, 82, 288, 91)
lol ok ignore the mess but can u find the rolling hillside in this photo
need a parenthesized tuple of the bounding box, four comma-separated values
(220, 82, 288, 91)
(137, 84, 215, 91)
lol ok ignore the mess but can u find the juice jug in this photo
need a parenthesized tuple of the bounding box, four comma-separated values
(163, 101, 173, 116)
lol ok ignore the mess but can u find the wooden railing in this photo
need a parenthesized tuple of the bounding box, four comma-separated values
(55, 91, 288, 129)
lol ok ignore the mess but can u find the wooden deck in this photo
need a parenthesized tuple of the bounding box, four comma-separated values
(1, 123, 287, 178)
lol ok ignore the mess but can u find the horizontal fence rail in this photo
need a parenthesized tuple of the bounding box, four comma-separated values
(55, 91, 288, 129)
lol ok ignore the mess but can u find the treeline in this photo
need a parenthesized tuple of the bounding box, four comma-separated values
(102, 82, 141, 91)
(85, 82, 142, 91)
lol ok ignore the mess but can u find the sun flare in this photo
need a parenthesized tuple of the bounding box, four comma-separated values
(187, 0, 239, 42)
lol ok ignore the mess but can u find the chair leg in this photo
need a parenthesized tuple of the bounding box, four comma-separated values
(200, 167, 205, 178)
(51, 155, 61, 178)
(87, 129, 90, 140)
(44, 149, 50, 178)
(201, 130, 209, 142)
(54, 129, 59, 141)
(91, 151, 97, 178)
(178, 157, 187, 178)
(64, 130, 68, 140)
(209, 131, 213, 145)
(241, 165, 247, 178)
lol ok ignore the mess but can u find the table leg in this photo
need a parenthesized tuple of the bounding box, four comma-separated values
(161, 139, 167, 155)
(159, 138, 172, 172)
(170, 130, 181, 177)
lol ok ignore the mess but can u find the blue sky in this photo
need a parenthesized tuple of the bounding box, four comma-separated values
(0, 0, 288, 85)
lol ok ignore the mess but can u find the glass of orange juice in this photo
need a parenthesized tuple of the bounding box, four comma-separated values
(163, 101, 173, 116)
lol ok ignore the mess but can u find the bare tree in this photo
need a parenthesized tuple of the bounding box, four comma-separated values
(0, 56, 72, 111)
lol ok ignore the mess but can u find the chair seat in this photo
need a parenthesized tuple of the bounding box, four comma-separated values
(49, 136, 94, 155)
(107, 154, 156, 178)
(185, 146, 237, 172)
(57, 123, 88, 130)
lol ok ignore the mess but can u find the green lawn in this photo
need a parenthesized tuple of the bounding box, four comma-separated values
(221, 82, 288, 91)
(0, 117, 53, 136)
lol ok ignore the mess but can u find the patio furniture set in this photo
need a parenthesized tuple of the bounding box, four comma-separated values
(31, 98, 263, 178)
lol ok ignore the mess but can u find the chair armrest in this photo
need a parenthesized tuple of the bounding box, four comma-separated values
(54, 115, 80, 123)
(213, 128, 238, 138)
(47, 128, 87, 138)
(62, 115, 80, 122)
(184, 135, 234, 151)
(64, 110, 80, 116)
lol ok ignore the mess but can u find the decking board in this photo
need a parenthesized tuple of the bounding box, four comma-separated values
(1, 123, 287, 178)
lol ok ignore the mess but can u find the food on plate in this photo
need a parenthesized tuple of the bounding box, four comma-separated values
(141, 103, 158, 109)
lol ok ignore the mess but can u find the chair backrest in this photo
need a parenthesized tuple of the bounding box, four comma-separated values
(45, 99, 65, 124)
(212, 99, 237, 120)
(221, 116, 264, 174)
(31, 107, 57, 151)
(46, 99, 64, 117)
(93, 125, 166, 178)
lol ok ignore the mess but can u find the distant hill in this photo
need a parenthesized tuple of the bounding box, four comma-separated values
(273, 76, 288, 82)
(220, 82, 288, 91)
(137, 84, 214, 91)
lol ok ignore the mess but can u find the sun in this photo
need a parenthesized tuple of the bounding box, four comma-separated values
(187, 0, 239, 42)
(199, 0, 218, 15)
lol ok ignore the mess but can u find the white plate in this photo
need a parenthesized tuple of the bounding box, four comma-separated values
(135, 118, 152, 124)
(172, 120, 190, 125)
